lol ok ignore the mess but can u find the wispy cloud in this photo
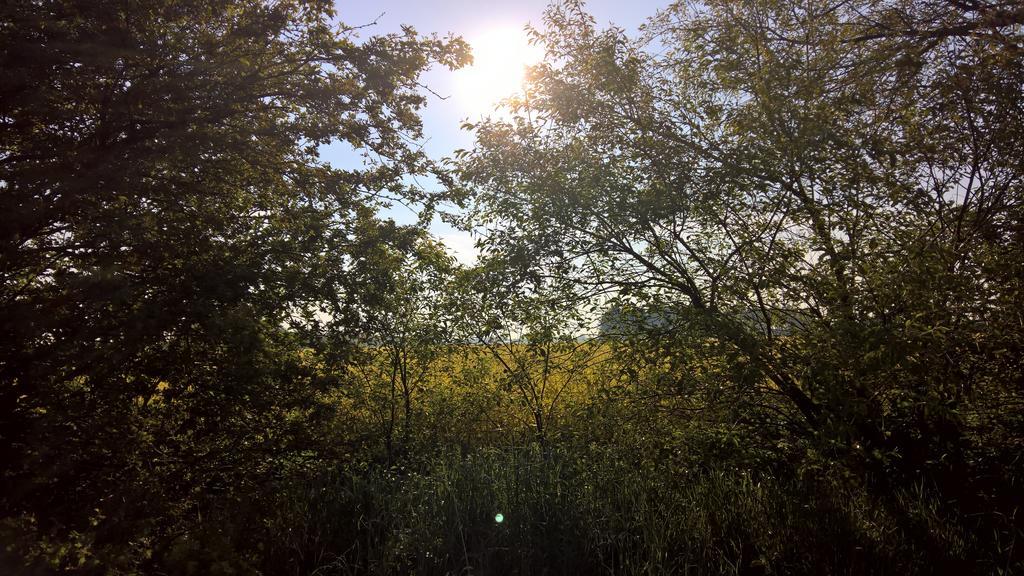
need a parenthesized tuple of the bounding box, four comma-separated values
(437, 230, 478, 265)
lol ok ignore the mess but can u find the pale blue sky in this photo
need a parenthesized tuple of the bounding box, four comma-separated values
(325, 1, 669, 262)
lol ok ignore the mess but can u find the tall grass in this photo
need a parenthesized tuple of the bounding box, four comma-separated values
(227, 445, 948, 576)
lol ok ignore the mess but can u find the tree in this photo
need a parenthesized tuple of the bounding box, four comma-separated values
(347, 235, 457, 462)
(458, 0, 1023, 566)
(455, 261, 609, 449)
(0, 0, 468, 570)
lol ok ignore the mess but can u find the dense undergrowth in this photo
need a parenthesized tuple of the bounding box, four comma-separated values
(8, 374, 1017, 576)
(130, 444, 1016, 575)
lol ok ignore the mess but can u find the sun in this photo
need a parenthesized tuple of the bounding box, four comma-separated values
(453, 26, 545, 118)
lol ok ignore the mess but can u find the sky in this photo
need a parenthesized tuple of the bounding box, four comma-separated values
(324, 0, 670, 263)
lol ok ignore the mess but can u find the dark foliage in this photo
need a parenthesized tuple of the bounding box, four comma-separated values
(1, 0, 1021, 574)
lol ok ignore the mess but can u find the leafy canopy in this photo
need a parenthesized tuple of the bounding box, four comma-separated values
(459, 0, 1024, 510)
(0, 0, 468, 567)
